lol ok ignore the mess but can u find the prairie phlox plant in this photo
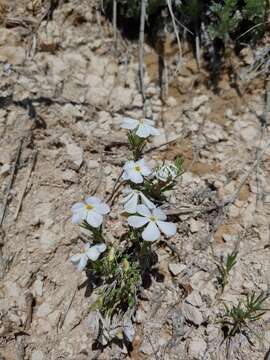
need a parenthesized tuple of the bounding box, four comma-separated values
(69, 115, 183, 344)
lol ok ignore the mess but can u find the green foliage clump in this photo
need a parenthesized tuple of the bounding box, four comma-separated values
(221, 292, 269, 339)
(216, 250, 238, 292)
(91, 249, 141, 317)
(104, 0, 269, 57)
(208, 0, 241, 41)
(244, 0, 266, 23)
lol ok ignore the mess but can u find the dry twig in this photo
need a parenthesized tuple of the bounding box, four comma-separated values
(0, 138, 24, 227)
(24, 291, 34, 331)
(14, 151, 37, 220)
(113, 0, 117, 51)
(139, 0, 147, 104)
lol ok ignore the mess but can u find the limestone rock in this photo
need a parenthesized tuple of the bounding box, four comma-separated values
(182, 302, 203, 325)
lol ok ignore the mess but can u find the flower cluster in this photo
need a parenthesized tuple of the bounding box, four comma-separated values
(120, 117, 180, 242)
(68, 114, 182, 342)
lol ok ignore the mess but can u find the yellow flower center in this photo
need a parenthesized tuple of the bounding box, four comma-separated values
(149, 216, 157, 222)
(85, 204, 94, 210)
(134, 165, 141, 172)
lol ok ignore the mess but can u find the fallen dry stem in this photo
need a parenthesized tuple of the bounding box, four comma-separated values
(139, 0, 146, 104)
(14, 150, 38, 220)
(0, 137, 24, 227)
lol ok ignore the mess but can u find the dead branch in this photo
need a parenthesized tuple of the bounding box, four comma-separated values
(24, 291, 34, 331)
(166, 0, 182, 70)
(14, 151, 38, 220)
(113, 0, 117, 51)
(58, 290, 76, 329)
(0, 138, 24, 227)
(139, 0, 147, 104)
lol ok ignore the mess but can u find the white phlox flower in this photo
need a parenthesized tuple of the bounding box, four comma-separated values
(128, 204, 177, 242)
(70, 243, 107, 271)
(121, 117, 159, 138)
(154, 163, 178, 182)
(121, 187, 156, 213)
(71, 196, 110, 228)
(122, 159, 152, 184)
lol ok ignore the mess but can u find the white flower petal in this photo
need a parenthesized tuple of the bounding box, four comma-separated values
(136, 124, 150, 138)
(77, 255, 88, 271)
(142, 222, 160, 241)
(147, 125, 160, 136)
(94, 243, 107, 253)
(124, 160, 135, 171)
(128, 169, 144, 183)
(86, 211, 103, 227)
(138, 159, 152, 176)
(86, 246, 103, 261)
(72, 212, 83, 224)
(71, 202, 84, 212)
(128, 215, 148, 228)
(156, 220, 177, 237)
(153, 207, 167, 220)
(122, 186, 133, 195)
(137, 204, 151, 217)
(140, 192, 156, 209)
(122, 171, 129, 180)
(124, 192, 139, 213)
(121, 117, 138, 130)
(122, 191, 134, 204)
(70, 254, 81, 264)
(84, 243, 91, 251)
(144, 119, 155, 126)
(85, 196, 101, 205)
(95, 202, 110, 215)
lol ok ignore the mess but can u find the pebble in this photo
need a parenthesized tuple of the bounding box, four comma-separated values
(31, 350, 44, 360)
(192, 95, 209, 110)
(182, 302, 203, 325)
(60, 134, 84, 170)
(185, 291, 203, 308)
(189, 219, 203, 233)
(188, 337, 207, 359)
(33, 278, 43, 297)
(168, 263, 186, 276)
(240, 126, 258, 142)
(0, 163, 10, 176)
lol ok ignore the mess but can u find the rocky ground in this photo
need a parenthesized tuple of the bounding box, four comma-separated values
(1, 1, 270, 359)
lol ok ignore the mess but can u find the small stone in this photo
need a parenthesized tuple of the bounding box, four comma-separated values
(189, 219, 203, 233)
(110, 86, 133, 111)
(182, 302, 203, 325)
(185, 291, 203, 308)
(188, 337, 207, 359)
(240, 126, 258, 142)
(31, 350, 44, 360)
(60, 134, 84, 170)
(140, 340, 153, 355)
(33, 278, 43, 297)
(40, 227, 58, 251)
(86, 160, 99, 169)
(36, 302, 51, 318)
(168, 263, 186, 276)
(240, 47, 254, 65)
(61, 169, 77, 183)
(192, 95, 209, 110)
(0, 163, 10, 176)
(152, 128, 167, 148)
(135, 309, 146, 323)
(166, 96, 178, 107)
